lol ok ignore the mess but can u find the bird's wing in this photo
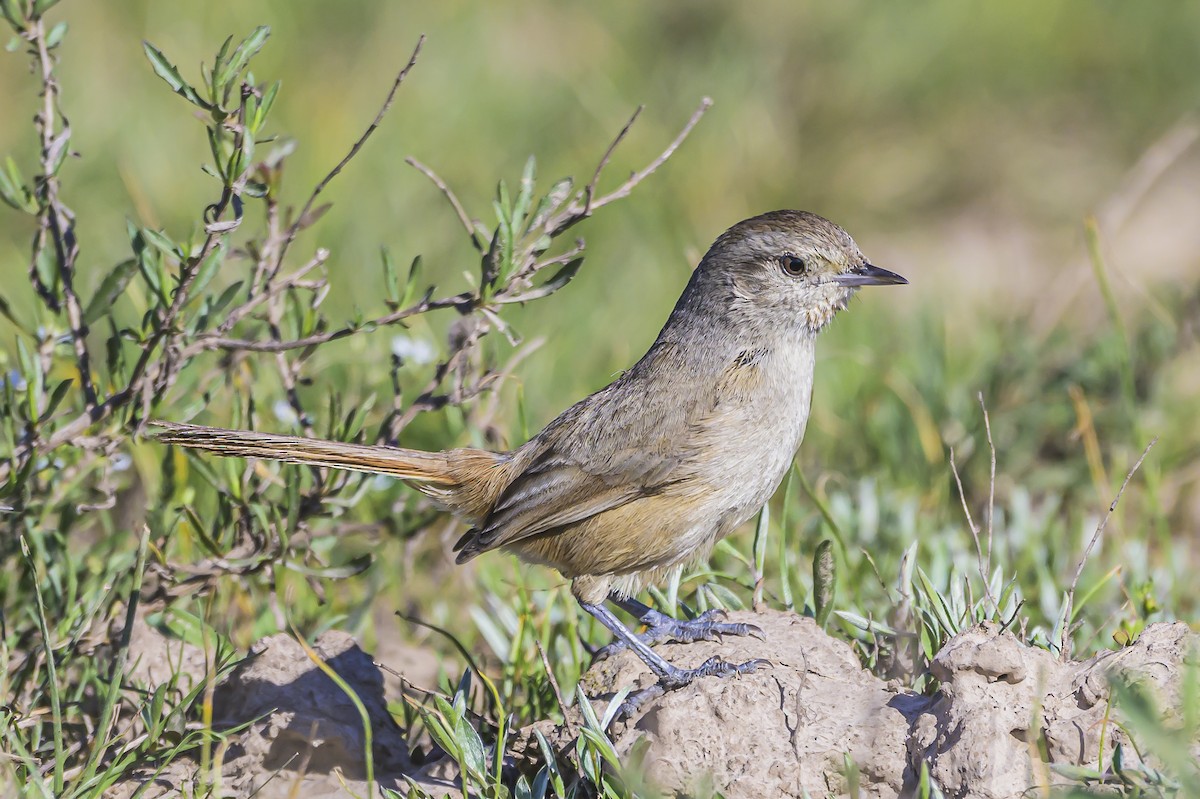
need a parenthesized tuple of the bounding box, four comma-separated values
(454, 445, 689, 562)
(455, 343, 702, 561)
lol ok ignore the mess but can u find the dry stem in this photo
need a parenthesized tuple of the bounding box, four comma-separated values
(1059, 437, 1157, 661)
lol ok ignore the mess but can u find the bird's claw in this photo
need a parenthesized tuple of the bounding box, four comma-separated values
(611, 656, 770, 722)
(596, 609, 766, 660)
(661, 655, 770, 688)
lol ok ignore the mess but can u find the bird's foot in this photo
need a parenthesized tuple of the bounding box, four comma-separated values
(597, 608, 764, 660)
(614, 655, 769, 720)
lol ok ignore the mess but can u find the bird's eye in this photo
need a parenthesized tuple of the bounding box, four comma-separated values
(780, 254, 806, 276)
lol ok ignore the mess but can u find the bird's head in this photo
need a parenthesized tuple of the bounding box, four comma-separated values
(693, 210, 907, 333)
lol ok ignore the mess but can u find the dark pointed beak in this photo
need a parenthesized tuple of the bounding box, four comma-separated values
(832, 263, 908, 287)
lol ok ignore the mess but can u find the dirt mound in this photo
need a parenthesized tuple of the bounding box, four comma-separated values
(574, 610, 914, 797)
(107, 631, 460, 799)
(108, 611, 1196, 799)
(580, 611, 1196, 798)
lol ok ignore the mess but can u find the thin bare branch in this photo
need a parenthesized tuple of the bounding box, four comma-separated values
(30, 16, 96, 410)
(544, 97, 713, 237)
(948, 445, 982, 558)
(581, 96, 711, 215)
(583, 104, 643, 214)
(181, 248, 330, 358)
(273, 35, 425, 277)
(978, 392, 997, 588)
(536, 638, 577, 738)
(201, 291, 473, 354)
(1060, 437, 1157, 661)
(405, 156, 483, 251)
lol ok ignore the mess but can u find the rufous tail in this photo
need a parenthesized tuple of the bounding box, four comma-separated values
(153, 421, 467, 483)
(152, 421, 512, 523)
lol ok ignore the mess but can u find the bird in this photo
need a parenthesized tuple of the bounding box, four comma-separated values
(155, 209, 907, 713)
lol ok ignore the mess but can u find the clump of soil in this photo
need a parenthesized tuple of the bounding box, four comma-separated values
(579, 611, 1196, 798)
(107, 631, 460, 799)
(108, 611, 1196, 799)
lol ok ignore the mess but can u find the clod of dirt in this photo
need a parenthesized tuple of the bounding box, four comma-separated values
(214, 632, 411, 781)
(109, 630, 461, 799)
(579, 611, 1197, 799)
(121, 613, 210, 691)
(911, 620, 1198, 799)
(579, 610, 919, 798)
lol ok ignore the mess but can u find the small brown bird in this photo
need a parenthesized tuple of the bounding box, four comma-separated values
(156, 210, 907, 712)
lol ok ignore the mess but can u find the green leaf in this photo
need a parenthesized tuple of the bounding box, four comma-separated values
(494, 257, 583, 305)
(46, 124, 70, 177)
(192, 280, 244, 333)
(209, 35, 234, 100)
(834, 610, 898, 637)
(37, 379, 71, 422)
(420, 705, 460, 761)
(512, 155, 536, 232)
(0, 0, 23, 30)
(186, 240, 227, 303)
(533, 729, 565, 797)
(254, 80, 281, 131)
(380, 247, 399, 304)
(0, 156, 37, 213)
(104, 328, 126, 385)
(527, 177, 573, 232)
(0, 296, 29, 333)
(32, 0, 61, 14)
(753, 502, 770, 587)
(143, 41, 211, 110)
(142, 228, 180, 261)
(401, 254, 424, 308)
(44, 20, 66, 48)
(813, 538, 836, 628)
(704, 582, 744, 610)
(16, 337, 42, 420)
(34, 244, 58, 297)
(84, 258, 138, 324)
(452, 713, 486, 781)
(132, 234, 168, 307)
(215, 26, 270, 96)
(207, 126, 230, 181)
(575, 684, 603, 731)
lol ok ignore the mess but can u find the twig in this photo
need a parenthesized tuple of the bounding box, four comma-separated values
(405, 157, 483, 251)
(272, 35, 425, 278)
(198, 248, 330, 346)
(544, 97, 713, 237)
(948, 445, 982, 559)
(978, 392, 997, 599)
(1060, 437, 1157, 661)
(30, 16, 96, 410)
(535, 639, 576, 738)
(200, 291, 473, 353)
(582, 105, 643, 214)
(584, 96, 711, 215)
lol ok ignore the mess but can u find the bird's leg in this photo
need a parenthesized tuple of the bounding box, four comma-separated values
(595, 596, 765, 659)
(580, 601, 767, 718)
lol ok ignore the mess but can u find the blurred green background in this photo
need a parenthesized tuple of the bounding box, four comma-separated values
(3, 3, 1198, 389)
(3, 1, 1199, 643)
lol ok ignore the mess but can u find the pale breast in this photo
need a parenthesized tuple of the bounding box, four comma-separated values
(667, 336, 817, 558)
(506, 334, 817, 583)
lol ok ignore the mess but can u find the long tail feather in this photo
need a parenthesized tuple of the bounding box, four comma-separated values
(152, 421, 456, 484)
